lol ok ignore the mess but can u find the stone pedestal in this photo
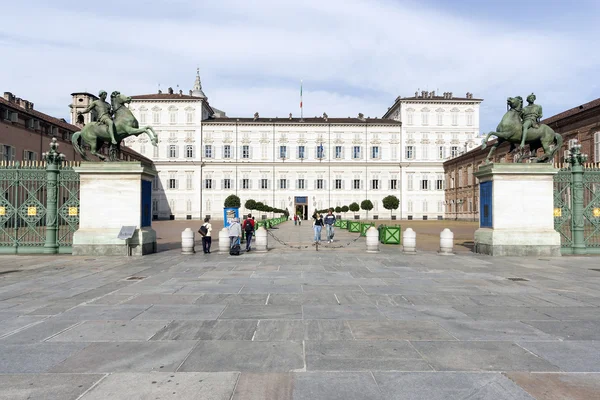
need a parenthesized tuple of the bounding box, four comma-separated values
(474, 163, 560, 257)
(72, 162, 157, 256)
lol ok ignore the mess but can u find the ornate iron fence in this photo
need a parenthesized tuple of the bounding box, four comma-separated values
(0, 139, 80, 254)
(553, 142, 600, 254)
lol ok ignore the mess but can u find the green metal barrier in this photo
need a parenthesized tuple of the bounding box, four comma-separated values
(360, 222, 374, 237)
(348, 221, 361, 232)
(380, 225, 401, 244)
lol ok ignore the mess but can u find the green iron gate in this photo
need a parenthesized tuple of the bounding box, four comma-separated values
(0, 139, 80, 254)
(553, 143, 600, 254)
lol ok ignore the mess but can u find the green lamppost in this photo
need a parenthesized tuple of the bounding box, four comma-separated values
(566, 141, 588, 255)
(42, 138, 65, 254)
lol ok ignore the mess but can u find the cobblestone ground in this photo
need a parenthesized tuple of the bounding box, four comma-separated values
(0, 221, 599, 399)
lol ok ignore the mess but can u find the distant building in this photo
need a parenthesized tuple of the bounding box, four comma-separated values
(383, 90, 483, 220)
(443, 97, 600, 221)
(1, 91, 147, 163)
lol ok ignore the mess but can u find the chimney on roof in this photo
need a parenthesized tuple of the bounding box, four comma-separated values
(3, 92, 15, 102)
(289, 113, 293, 120)
(449, 92, 453, 99)
(189, 90, 193, 96)
(168, 87, 174, 94)
(415, 91, 419, 97)
(431, 91, 435, 97)
(421, 90, 427, 98)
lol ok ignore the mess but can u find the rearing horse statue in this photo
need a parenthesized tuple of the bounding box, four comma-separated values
(481, 96, 562, 163)
(72, 91, 158, 161)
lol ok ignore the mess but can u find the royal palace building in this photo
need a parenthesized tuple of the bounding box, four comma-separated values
(70, 72, 482, 221)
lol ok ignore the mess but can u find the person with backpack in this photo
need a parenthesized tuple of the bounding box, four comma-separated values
(312, 212, 324, 245)
(198, 217, 212, 254)
(242, 214, 255, 252)
(228, 217, 242, 255)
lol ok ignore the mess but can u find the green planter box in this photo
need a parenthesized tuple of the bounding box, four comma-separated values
(380, 226, 401, 244)
(334, 219, 342, 228)
(338, 220, 348, 229)
(360, 222, 374, 236)
(256, 221, 264, 229)
(348, 221, 361, 232)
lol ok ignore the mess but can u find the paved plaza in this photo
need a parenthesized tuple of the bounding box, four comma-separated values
(0, 222, 599, 399)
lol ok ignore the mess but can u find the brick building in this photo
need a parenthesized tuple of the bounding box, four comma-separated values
(0, 91, 147, 163)
(444, 97, 600, 221)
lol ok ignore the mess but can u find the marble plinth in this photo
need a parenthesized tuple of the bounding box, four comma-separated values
(473, 163, 561, 257)
(72, 162, 157, 256)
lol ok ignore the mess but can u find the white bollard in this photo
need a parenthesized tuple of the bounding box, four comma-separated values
(439, 228, 454, 255)
(366, 226, 379, 253)
(254, 226, 268, 252)
(181, 228, 195, 255)
(403, 228, 416, 254)
(218, 228, 230, 254)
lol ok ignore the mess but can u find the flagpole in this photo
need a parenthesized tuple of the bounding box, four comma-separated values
(300, 80, 303, 121)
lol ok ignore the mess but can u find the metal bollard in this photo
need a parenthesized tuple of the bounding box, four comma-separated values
(439, 228, 454, 255)
(403, 228, 416, 254)
(366, 226, 380, 253)
(218, 228, 230, 254)
(181, 228, 195, 255)
(254, 227, 268, 252)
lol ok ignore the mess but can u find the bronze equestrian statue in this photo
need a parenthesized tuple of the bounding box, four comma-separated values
(481, 95, 562, 163)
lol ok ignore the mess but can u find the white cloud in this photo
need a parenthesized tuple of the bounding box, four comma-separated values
(1, 0, 598, 131)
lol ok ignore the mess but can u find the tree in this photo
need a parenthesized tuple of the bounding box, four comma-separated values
(382, 195, 400, 219)
(224, 194, 241, 208)
(341, 205, 349, 218)
(244, 199, 256, 212)
(360, 199, 374, 220)
(349, 202, 360, 218)
(334, 206, 341, 214)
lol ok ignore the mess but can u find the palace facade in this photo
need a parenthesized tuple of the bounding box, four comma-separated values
(74, 72, 482, 221)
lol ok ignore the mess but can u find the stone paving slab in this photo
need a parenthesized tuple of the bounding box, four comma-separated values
(151, 320, 258, 340)
(347, 320, 457, 340)
(0, 319, 80, 344)
(133, 304, 226, 320)
(305, 340, 432, 371)
(50, 341, 197, 373)
(219, 305, 302, 319)
(0, 343, 89, 373)
(523, 320, 600, 340)
(292, 372, 384, 400)
(0, 373, 105, 400)
(48, 320, 169, 342)
(518, 341, 600, 372)
(79, 372, 239, 400)
(504, 372, 600, 400)
(411, 341, 561, 372)
(178, 341, 304, 372)
(374, 371, 535, 400)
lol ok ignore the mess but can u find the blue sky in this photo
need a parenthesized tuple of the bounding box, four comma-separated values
(1, 0, 598, 133)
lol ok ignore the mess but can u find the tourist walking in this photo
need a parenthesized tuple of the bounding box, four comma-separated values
(312, 213, 324, 244)
(228, 217, 242, 248)
(324, 209, 336, 243)
(200, 217, 212, 253)
(294, 214, 298, 226)
(242, 214, 255, 252)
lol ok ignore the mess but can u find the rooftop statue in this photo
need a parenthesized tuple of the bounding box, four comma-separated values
(72, 91, 158, 161)
(481, 95, 562, 163)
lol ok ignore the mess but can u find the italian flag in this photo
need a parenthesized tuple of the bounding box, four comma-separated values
(300, 80, 303, 109)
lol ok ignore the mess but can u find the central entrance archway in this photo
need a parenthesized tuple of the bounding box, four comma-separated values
(294, 196, 308, 220)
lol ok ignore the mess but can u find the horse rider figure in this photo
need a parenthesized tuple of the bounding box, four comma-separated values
(519, 93, 543, 150)
(77, 90, 118, 145)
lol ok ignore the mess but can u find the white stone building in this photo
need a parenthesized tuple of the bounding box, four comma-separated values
(383, 90, 483, 219)
(71, 73, 482, 221)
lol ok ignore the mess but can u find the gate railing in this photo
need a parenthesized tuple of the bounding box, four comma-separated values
(553, 141, 600, 255)
(0, 138, 80, 254)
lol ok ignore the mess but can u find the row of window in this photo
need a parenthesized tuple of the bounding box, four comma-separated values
(2, 108, 72, 141)
(154, 144, 463, 160)
(138, 110, 195, 125)
(405, 110, 474, 126)
(0, 145, 38, 162)
(161, 176, 447, 191)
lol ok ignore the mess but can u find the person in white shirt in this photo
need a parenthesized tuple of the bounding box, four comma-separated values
(201, 217, 212, 253)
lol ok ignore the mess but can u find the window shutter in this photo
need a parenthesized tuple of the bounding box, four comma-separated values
(175, 179, 179, 189)
(249, 147, 253, 159)
(249, 179, 253, 189)
(240, 179, 243, 189)
(287, 179, 290, 190)
(314, 180, 317, 190)
(191, 145, 196, 158)
(324, 180, 327, 190)
(175, 146, 180, 158)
